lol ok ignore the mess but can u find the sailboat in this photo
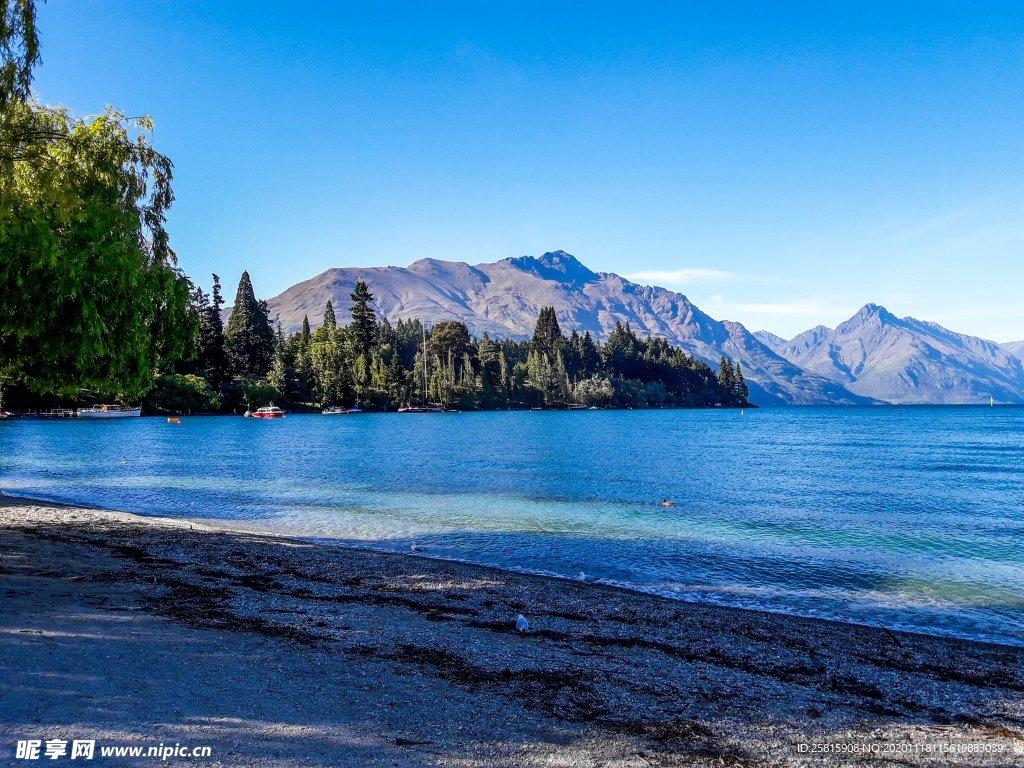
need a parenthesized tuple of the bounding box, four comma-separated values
(399, 324, 442, 413)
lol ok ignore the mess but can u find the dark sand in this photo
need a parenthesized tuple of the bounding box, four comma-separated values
(2, 496, 1022, 766)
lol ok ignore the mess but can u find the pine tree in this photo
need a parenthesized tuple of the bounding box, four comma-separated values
(224, 271, 275, 378)
(322, 300, 337, 329)
(718, 357, 735, 405)
(268, 325, 290, 402)
(196, 274, 227, 386)
(733, 362, 749, 405)
(531, 307, 563, 358)
(349, 281, 377, 359)
(301, 315, 311, 344)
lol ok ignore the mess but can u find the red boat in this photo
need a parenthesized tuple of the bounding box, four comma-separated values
(248, 405, 286, 419)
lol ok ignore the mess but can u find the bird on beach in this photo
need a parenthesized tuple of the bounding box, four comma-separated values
(515, 614, 529, 632)
(410, 542, 419, 552)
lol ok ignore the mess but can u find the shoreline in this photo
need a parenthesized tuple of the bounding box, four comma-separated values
(2, 495, 1023, 766)
(9, 489, 1018, 653)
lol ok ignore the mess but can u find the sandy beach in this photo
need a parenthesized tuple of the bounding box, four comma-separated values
(1, 495, 1022, 766)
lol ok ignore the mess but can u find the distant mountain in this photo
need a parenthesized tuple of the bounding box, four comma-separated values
(753, 330, 788, 349)
(1003, 340, 1024, 361)
(768, 304, 1024, 404)
(252, 251, 872, 406)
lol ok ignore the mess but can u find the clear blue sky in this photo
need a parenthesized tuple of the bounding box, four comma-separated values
(33, 1, 1024, 341)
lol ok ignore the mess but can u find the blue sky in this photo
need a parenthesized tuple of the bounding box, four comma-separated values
(33, 1, 1024, 341)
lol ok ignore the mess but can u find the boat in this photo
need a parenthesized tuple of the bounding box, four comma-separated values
(250, 405, 286, 419)
(322, 406, 364, 415)
(167, 417, 182, 424)
(400, 325, 445, 413)
(77, 404, 142, 419)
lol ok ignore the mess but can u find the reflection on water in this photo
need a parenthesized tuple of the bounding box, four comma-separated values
(2, 406, 1023, 645)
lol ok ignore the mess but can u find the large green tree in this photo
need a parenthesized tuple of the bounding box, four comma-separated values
(224, 271, 274, 378)
(0, 102, 196, 397)
(1, 1, 196, 399)
(194, 274, 227, 386)
(0, 0, 39, 110)
(348, 281, 377, 359)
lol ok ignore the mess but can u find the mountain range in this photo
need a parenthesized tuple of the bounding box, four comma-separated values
(246, 250, 1024, 406)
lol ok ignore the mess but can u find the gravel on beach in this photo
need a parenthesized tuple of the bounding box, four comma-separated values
(2, 497, 1022, 767)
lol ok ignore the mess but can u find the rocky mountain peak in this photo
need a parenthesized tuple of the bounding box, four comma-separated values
(503, 250, 599, 287)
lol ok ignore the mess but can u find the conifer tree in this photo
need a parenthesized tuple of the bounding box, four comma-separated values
(718, 357, 735, 404)
(349, 281, 377, 359)
(301, 315, 311, 344)
(224, 272, 275, 378)
(531, 307, 563, 358)
(322, 300, 337, 329)
(268, 325, 290, 402)
(733, 362, 749, 405)
(196, 274, 227, 386)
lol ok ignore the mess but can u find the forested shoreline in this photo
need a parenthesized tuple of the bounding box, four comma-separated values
(146, 273, 750, 414)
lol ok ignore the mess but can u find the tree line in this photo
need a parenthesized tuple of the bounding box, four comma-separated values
(144, 271, 749, 413)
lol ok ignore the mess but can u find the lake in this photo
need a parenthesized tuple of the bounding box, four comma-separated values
(2, 407, 1022, 646)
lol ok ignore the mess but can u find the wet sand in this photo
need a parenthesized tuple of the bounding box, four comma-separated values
(1, 496, 1022, 766)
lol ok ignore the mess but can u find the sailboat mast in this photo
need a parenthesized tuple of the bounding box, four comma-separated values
(422, 324, 429, 404)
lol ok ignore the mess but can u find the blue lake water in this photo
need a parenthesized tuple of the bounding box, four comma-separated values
(2, 407, 1023, 646)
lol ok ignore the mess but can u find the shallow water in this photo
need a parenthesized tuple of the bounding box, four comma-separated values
(2, 407, 1022, 646)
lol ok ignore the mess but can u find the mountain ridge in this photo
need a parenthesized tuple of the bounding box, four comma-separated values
(245, 251, 871, 406)
(765, 304, 1024, 404)
(234, 251, 1020, 406)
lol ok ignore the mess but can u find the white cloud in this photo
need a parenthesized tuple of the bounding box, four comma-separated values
(624, 268, 734, 286)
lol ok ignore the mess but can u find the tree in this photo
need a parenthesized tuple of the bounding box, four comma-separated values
(1, 0, 40, 109)
(572, 375, 614, 407)
(196, 274, 227, 386)
(0, 103, 196, 398)
(532, 306, 563, 358)
(348, 281, 377, 359)
(733, 362, 749, 405)
(322, 299, 337, 329)
(308, 326, 351, 406)
(301, 315, 311, 344)
(718, 357, 736, 405)
(224, 272, 274, 378)
(426, 321, 471, 366)
(145, 373, 221, 415)
(1, 3, 196, 399)
(268, 325, 292, 402)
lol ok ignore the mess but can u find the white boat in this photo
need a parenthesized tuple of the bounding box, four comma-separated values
(77, 404, 142, 419)
(397, 405, 443, 413)
(400, 325, 443, 413)
(322, 406, 364, 415)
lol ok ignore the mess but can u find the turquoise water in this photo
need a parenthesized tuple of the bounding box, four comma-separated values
(2, 408, 1023, 646)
